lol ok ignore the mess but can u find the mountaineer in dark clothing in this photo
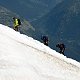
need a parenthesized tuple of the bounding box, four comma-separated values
(56, 43, 65, 55)
(41, 36, 48, 46)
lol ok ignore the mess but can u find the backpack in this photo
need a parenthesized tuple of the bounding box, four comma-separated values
(43, 36, 48, 42)
(18, 19, 21, 25)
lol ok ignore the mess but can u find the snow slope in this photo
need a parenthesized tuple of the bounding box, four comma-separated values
(0, 24, 80, 80)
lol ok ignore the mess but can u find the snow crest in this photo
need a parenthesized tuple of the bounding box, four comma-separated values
(0, 24, 80, 80)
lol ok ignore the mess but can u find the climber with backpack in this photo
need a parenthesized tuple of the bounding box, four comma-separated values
(56, 43, 65, 55)
(13, 17, 21, 31)
(41, 35, 49, 46)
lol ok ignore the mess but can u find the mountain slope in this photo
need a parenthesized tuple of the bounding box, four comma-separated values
(0, 0, 63, 21)
(31, 0, 80, 61)
(0, 5, 18, 26)
(0, 24, 80, 80)
(0, 5, 35, 37)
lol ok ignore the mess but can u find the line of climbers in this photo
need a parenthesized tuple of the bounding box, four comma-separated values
(12, 17, 65, 55)
(41, 35, 65, 55)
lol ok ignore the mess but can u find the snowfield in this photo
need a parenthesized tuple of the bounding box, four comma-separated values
(0, 24, 80, 80)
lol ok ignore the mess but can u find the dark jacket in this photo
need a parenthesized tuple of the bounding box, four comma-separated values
(41, 36, 48, 46)
(56, 43, 65, 55)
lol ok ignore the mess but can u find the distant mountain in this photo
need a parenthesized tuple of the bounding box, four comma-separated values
(31, 0, 80, 61)
(0, 5, 35, 37)
(0, 0, 63, 21)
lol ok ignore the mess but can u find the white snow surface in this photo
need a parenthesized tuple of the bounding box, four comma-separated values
(0, 24, 80, 80)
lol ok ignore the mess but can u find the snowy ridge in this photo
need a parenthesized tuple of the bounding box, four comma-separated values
(0, 24, 80, 68)
(0, 24, 80, 80)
